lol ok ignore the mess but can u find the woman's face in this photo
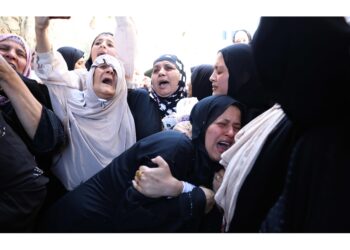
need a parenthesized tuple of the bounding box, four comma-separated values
(151, 60, 181, 97)
(90, 34, 117, 63)
(205, 105, 241, 161)
(74, 57, 86, 70)
(234, 31, 250, 44)
(210, 52, 229, 96)
(0, 40, 27, 74)
(93, 63, 117, 100)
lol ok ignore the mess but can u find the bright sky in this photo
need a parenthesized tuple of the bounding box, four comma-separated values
(133, 15, 261, 72)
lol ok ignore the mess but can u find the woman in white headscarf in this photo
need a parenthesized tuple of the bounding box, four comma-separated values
(36, 53, 136, 191)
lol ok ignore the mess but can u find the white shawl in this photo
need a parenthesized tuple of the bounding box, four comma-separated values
(214, 104, 285, 231)
(35, 53, 136, 190)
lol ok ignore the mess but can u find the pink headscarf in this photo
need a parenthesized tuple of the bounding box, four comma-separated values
(0, 33, 32, 77)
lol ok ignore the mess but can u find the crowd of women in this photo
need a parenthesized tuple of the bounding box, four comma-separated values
(1, 16, 350, 232)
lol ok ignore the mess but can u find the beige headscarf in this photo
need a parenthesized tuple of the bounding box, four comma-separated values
(49, 54, 136, 190)
(214, 104, 285, 231)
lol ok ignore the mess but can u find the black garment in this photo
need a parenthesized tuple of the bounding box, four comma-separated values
(40, 131, 206, 232)
(0, 74, 65, 170)
(219, 43, 271, 123)
(39, 95, 244, 232)
(0, 112, 48, 232)
(251, 17, 350, 232)
(127, 88, 162, 140)
(228, 116, 299, 232)
(191, 64, 213, 101)
(0, 74, 66, 213)
(262, 126, 350, 232)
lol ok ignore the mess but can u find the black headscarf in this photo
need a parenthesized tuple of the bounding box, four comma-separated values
(190, 95, 246, 186)
(191, 64, 213, 100)
(219, 43, 270, 122)
(252, 17, 350, 128)
(57, 46, 85, 71)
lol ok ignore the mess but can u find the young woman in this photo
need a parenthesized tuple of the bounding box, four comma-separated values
(210, 43, 270, 123)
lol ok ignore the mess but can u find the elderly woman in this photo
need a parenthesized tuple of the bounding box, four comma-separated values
(35, 17, 161, 142)
(0, 34, 66, 189)
(35, 53, 137, 191)
(0, 34, 66, 230)
(39, 95, 245, 232)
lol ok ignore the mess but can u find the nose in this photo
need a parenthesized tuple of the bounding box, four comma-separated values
(158, 66, 166, 76)
(3, 48, 16, 60)
(209, 71, 215, 82)
(105, 65, 115, 75)
(99, 41, 107, 48)
(226, 126, 235, 138)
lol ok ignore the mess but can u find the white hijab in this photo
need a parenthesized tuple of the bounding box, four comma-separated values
(214, 104, 285, 231)
(49, 54, 136, 190)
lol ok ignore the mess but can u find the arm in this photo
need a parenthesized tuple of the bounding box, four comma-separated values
(35, 17, 51, 53)
(115, 16, 137, 82)
(0, 55, 42, 139)
(34, 17, 84, 90)
(132, 155, 215, 214)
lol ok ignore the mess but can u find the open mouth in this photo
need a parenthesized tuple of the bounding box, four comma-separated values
(7, 63, 16, 71)
(217, 140, 233, 153)
(102, 77, 113, 85)
(158, 80, 169, 86)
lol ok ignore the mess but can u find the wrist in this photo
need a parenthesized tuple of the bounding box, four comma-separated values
(168, 179, 183, 197)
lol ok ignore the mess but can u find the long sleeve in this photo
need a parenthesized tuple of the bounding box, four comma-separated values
(0, 113, 48, 232)
(115, 16, 137, 82)
(32, 106, 66, 153)
(34, 50, 86, 90)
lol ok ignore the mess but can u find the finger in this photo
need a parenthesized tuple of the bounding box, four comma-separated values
(151, 156, 169, 169)
(132, 180, 141, 192)
(135, 169, 143, 179)
(138, 165, 150, 172)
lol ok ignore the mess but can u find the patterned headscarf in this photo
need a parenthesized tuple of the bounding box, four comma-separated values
(150, 54, 187, 118)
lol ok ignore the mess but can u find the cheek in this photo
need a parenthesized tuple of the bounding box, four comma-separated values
(205, 128, 215, 153)
(170, 73, 180, 87)
(107, 48, 118, 57)
(18, 58, 27, 74)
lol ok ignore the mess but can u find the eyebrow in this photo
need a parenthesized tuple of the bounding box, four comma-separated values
(220, 118, 241, 125)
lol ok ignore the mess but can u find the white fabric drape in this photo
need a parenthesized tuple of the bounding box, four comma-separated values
(215, 104, 285, 231)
